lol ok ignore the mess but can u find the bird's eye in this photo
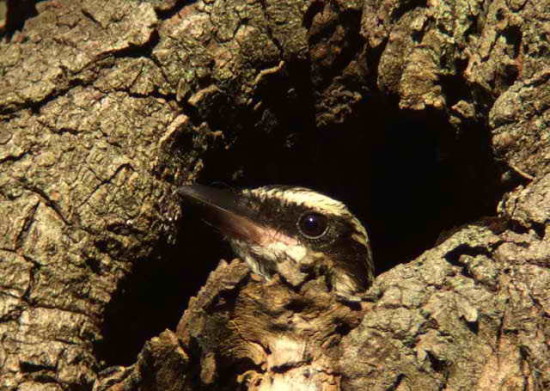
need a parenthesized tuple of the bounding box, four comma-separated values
(298, 212, 329, 238)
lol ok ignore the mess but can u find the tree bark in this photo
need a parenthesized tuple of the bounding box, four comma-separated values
(0, 0, 547, 390)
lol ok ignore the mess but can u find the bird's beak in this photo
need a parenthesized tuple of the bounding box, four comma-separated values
(178, 184, 265, 244)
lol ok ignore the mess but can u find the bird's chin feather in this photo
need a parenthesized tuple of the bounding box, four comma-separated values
(229, 227, 313, 291)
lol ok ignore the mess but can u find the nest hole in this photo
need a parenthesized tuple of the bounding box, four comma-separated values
(96, 63, 502, 367)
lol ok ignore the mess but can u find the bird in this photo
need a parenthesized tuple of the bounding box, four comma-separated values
(178, 184, 374, 302)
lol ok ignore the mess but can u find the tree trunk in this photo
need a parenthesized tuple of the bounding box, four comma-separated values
(0, 0, 547, 390)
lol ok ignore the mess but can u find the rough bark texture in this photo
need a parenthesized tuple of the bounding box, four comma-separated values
(0, 0, 548, 390)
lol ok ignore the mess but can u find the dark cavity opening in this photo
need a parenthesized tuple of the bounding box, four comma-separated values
(97, 60, 502, 367)
(0, 0, 38, 37)
(198, 96, 501, 273)
(95, 210, 226, 366)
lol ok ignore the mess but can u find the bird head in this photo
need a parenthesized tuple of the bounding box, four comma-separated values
(179, 184, 374, 302)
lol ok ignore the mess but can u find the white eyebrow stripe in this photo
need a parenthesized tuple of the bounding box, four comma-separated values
(246, 186, 370, 241)
(248, 187, 349, 215)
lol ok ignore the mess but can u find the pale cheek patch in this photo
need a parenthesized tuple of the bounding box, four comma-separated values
(230, 234, 307, 282)
(250, 242, 307, 264)
(268, 242, 307, 263)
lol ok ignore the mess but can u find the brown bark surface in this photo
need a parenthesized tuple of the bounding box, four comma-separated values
(0, 0, 548, 390)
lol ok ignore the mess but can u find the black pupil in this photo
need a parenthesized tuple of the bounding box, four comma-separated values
(299, 213, 328, 238)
